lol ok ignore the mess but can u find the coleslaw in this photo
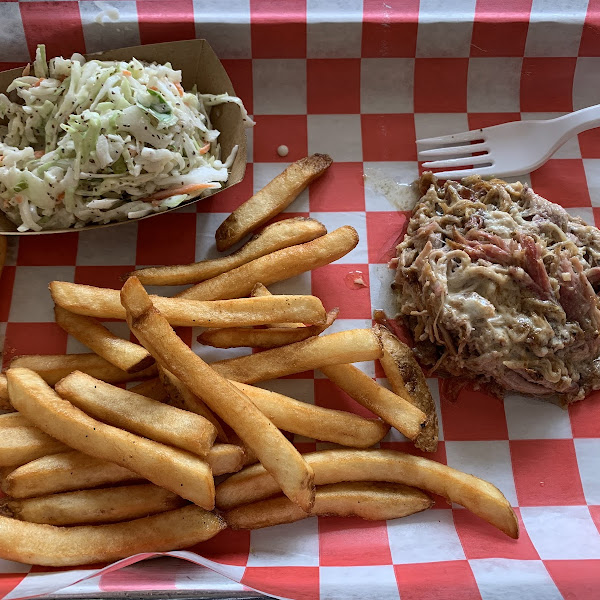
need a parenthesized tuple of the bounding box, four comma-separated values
(0, 45, 253, 231)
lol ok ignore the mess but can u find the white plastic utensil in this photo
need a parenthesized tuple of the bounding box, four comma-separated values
(416, 104, 600, 179)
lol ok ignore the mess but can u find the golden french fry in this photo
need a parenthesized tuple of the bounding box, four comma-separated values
(177, 226, 358, 300)
(197, 308, 339, 349)
(2, 451, 141, 499)
(54, 306, 154, 374)
(2, 443, 244, 500)
(159, 368, 229, 443)
(225, 482, 433, 530)
(128, 377, 170, 402)
(250, 283, 304, 328)
(374, 324, 439, 452)
(0, 505, 224, 566)
(319, 363, 427, 440)
(0, 374, 12, 410)
(0, 427, 69, 467)
(55, 372, 217, 457)
(10, 353, 157, 386)
(215, 155, 333, 251)
(129, 218, 327, 285)
(215, 448, 519, 538)
(7, 368, 215, 509)
(231, 381, 389, 448)
(1, 483, 187, 526)
(210, 328, 382, 384)
(0, 235, 6, 278)
(0, 413, 29, 427)
(50, 282, 326, 327)
(121, 277, 315, 512)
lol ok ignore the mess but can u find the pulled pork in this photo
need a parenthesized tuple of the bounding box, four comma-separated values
(394, 172, 600, 405)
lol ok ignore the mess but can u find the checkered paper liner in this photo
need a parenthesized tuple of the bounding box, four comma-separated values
(1, 1, 600, 599)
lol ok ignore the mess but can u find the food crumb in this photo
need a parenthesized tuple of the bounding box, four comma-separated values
(277, 145, 289, 157)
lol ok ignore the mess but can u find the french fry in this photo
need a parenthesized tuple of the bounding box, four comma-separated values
(159, 368, 228, 443)
(251, 283, 304, 328)
(0, 374, 12, 410)
(2, 451, 141, 499)
(50, 282, 326, 326)
(0, 427, 69, 467)
(7, 368, 215, 509)
(2, 444, 244, 500)
(210, 329, 382, 384)
(225, 482, 433, 530)
(128, 377, 170, 402)
(0, 413, 29, 427)
(1, 484, 187, 526)
(215, 154, 333, 251)
(230, 381, 390, 448)
(54, 306, 154, 374)
(197, 308, 339, 349)
(215, 448, 519, 539)
(0, 505, 225, 566)
(319, 363, 427, 440)
(55, 372, 217, 457)
(374, 324, 439, 452)
(10, 353, 157, 386)
(177, 226, 359, 300)
(129, 217, 327, 285)
(121, 276, 315, 512)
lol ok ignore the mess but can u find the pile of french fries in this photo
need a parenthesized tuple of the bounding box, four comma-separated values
(0, 155, 518, 567)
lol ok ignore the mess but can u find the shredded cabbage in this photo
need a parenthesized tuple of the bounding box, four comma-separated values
(0, 45, 253, 231)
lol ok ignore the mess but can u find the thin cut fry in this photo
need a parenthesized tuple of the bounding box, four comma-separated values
(54, 306, 154, 374)
(215, 448, 519, 538)
(374, 324, 439, 452)
(0, 427, 69, 467)
(7, 368, 215, 509)
(121, 276, 315, 512)
(251, 283, 304, 327)
(129, 217, 327, 285)
(0, 374, 11, 410)
(319, 363, 427, 440)
(2, 444, 244, 499)
(177, 226, 358, 300)
(197, 308, 339, 349)
(225, 482, 433, 530)
(50, 282, 326, 326)
(231, 381, 390, 448)
(1, 484, 187, 526)
(10, 353, 157, 386)
(128, 378, 170, 402)
(0, 505, 225, 566)
(55, 372, 217, 457)
(210, 329, 382, 384)
(215, 154, 333, 251)
(159, 368, 228, 442)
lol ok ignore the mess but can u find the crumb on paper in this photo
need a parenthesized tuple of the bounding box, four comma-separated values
(94, 1, 120, 24)
(354, 275, 367, 288)
(277, 145, 289, 157)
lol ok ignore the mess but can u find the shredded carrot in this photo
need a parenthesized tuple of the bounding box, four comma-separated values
(140, 183, 217, 203)
(34, 150, 44, 158)
(15, 195, 23, 204)
(149, 86, 159, 91)
(57, 192, 65, 204)
(33, 78, 45, 87)
(199, 143, 211, 155)
(174, 82, 184, 97)
(122, 70, 132, 77)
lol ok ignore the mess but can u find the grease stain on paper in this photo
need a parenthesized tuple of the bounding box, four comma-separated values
(363, 168, 419, 211)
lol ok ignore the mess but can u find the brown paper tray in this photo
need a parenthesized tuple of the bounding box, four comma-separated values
(0, 39, 247, 235)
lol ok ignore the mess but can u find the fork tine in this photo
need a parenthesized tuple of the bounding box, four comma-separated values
(421, 155, 492, 170)
(418, 142, 489, 160)
(429, 166, 496, 180)
(416, 130, 486, 146)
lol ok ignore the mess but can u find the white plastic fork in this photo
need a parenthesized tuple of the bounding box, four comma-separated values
(417, 104, 600, 180)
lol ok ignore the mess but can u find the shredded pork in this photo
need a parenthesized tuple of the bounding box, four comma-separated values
(394, 172, 600, 405)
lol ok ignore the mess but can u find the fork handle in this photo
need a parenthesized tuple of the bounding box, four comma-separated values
(552, 104, 600, 139)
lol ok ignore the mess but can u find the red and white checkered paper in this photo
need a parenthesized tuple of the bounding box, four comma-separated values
(1, 1, 600, 599)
